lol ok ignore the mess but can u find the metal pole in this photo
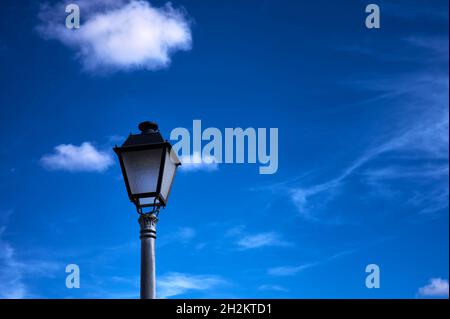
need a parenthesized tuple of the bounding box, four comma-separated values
(138, 214, 158, 299)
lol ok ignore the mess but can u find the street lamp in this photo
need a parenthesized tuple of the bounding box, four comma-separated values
(114, 121, 181, 299)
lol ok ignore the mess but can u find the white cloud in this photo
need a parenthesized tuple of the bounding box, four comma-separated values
(236, 232, 291, 250)
(37, 0, 192, 73)
(41, 142, 114, 172)
(158, 272, 226, 298)
(179, 152, 219, 172)
(417, 278, 449, 298)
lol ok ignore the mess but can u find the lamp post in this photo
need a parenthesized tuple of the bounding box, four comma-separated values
(114, 121, 181, 299)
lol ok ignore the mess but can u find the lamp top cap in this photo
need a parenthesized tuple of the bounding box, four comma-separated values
(138, 121, 159, 134)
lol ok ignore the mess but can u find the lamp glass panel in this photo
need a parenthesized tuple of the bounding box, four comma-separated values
(138, 197, 158, 206)
(121, 148, 163, 195)
(160, 149, 178, 201)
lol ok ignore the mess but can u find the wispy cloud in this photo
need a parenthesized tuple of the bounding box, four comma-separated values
(172, 227, 196, 242)
(223, 225, 291, 250)
(364, 165, 449, 181)
(382, 1, 449, 20)
(179, 152, 219, 172)
(293, 120, 447, 218)
(37, 0, 192, 73)
(265, 64, 448, 221)
(267, 263, 318, 276)
(268, 249, 356, 277)
(0, 214, 61, 298)
(417, 278, 449, 298)
(107, 135, 125, 143)
(287, 20, 449, 219)
(0, 210, 27, 298)
(81, 275, 140, 299)
(406, 187, 449, 216)
(236, 232, 291, 250)
(0, 231, 27, 298)
(41, 142, 114, 172)
(158, 226, 196, 247)
(339, 35, 449, 64)
(224, 225, 246, 237)
(258, 284, 289, 292)
(158, 272, 226, 298)
(404, 36, 449, 61)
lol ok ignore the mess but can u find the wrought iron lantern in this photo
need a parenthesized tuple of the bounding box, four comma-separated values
(114, 121, 181, 214)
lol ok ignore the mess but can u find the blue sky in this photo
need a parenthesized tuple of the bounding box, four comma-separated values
(0, 0, 448, 298)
